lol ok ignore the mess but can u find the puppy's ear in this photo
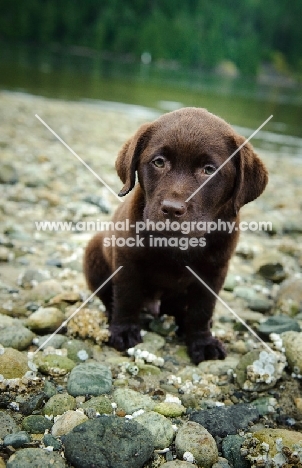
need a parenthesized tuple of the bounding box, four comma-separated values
(233, 134, 268, 215)
(115, 122, 152, 196)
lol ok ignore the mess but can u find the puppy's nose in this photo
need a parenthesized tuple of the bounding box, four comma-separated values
(161, 200, 187, 218)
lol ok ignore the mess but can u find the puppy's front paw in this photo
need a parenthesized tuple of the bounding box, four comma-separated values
(109, 324, 142, 351)
(188, 333, 226, 364)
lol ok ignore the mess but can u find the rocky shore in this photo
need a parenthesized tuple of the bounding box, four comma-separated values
(0, 91, 302, 467)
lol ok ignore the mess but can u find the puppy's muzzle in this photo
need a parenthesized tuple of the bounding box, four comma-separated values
(161, 199, 187, 219)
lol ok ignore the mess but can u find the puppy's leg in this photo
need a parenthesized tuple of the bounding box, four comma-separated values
(186, 277, 227, 364)
(109, 267, 144, 351)
(83, 233, 113, 315)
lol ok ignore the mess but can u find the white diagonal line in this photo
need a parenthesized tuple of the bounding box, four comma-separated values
(32, 266, 123, 355)
(186, 115, 273, 202)
(35, 114, 123, 203)
(186, 266, 276, 355)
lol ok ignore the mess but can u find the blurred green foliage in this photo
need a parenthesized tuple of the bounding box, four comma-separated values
(1, 0, 301, 76)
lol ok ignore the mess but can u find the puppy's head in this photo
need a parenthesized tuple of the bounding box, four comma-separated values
(116, 108, 268, 227)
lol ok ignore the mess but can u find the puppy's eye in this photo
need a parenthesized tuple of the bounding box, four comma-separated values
(203, 165, 216, 175)
(152, 157, 165, 168)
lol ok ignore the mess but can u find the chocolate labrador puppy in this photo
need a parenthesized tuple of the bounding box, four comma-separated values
(84, 108, 268, 364)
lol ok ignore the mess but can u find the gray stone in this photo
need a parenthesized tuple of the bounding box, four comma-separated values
(19, 392, 48, 416)
(0, 324, 35, 350)
(222, 435, 250, 468)
(0, 348, 30, 378)
(281, 331, 302, 373)
(198, 356, 239, 375)
(190, 403, 259, 438)
(51, 410, 88, 436)
(113, 387, 155, 414)
(3, 431, 31, 448)
(253, 253, 287, 282)
(63, 415, 154, 468)
(67, 362, 112, 396)
(162, 462, 193, 467)
(276, 278, 302, 316)
(35, 354, 75, 376)
(135, 411, 174, 449)
(247, 297, 273, 312)
(27, 307, 64, 332)
(22, 415, 53, 434)
(0, 411, 20, 438)
(64, 339, 92, 362)
(175, 421, 218, 468)
(7, 448, 66, 468)
(42, 433, 62, 450)
(43, 394, 76, 416)
(0, 163, 18, 184)
(258, 315, 300, 336)
(212, 458, 233, 468)
(19, 269, 50, 289)
(80, 395, 113, 414)
(37, 334, 67, 350)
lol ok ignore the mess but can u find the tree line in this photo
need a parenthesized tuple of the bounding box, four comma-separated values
(1, 0, 301, 76)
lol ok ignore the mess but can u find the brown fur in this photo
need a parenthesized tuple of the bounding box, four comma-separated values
(84, 108, 268, 364)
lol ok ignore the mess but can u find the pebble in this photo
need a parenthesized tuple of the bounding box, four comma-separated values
(25, 279, 63, 302)
(198, 356, 239, 375)
(0, 163, 18, 184)
(35, 354, 75, 376)
(162, 462, 193, 467)
(3, 431, 31, 448)
(80, 395, 113, 414)
(0, 324, 34, 350)
(276, 277, 302, 316)
(212, 457, 233, 468)
(63, 415, 154, 468)
(190, 403, 259, 438)
(253, 253, 287, 282)
(42, 433, 62, 450)
(0, 348, 30, 378)
(51, 410, 88, 436)
(43, 380, 57, 398)
(281, 331, 302, 373)
(134, 411, 175, 449)
(258, 315, 301, 336)
(175, 421, 218, 468)
(0, 411, 20, 438)
(36, 333, 67, 350)
(67, 362, 112, 396)
(64, 339, 92, 362)
(19, 392, 48, 416)
(22, 415, 53, 433)
(153, 402, 186, 417)
(113, 387, 155, 414)
(222, 435, 249, 468)
(6, 448, 66, 468)
(43, 394, 76, 416)
(19, 269, 51, 289)
(27, 307, 65, 332)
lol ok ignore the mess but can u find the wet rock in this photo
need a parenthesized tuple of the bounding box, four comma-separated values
(258, 315, 301, 336)
(42, 433, 62, 450)
(43, 394, 76, 416)
(175, 421, 218, 468)
(63, 415, 154, 468)
(235, 349, 286, 391)
(19, 392, 48, 415)
(80, 395, 113, 414)
(0, 324, 34, 350)
(3, 430, 31, 448)
(281, 331, 302, 373)
(113, 388, 155, 414)
(35, 354, 75, 376)
(247, 296, 273, 312)
(134, 411, 174, 449)
(198, 356, 239, 375)
(22, 415, 53, 433)
(222, 435, 249, 468)
(190, 403, 259, 437)
(0, 163, 18, 184)
(0, 411, 20, 438)
(276, 277, 302, 316)
(6, 448, 66, 468)
(52, 410, 88, 436)
(43, 380, 57, 398)
(0, 348, 30, 378)
(67, 362, 112, 396)
(253, 253, 287, 282)
(27, 307, 64, 332)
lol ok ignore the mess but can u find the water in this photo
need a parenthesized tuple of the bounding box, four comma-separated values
(1, 42, 302, 154)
